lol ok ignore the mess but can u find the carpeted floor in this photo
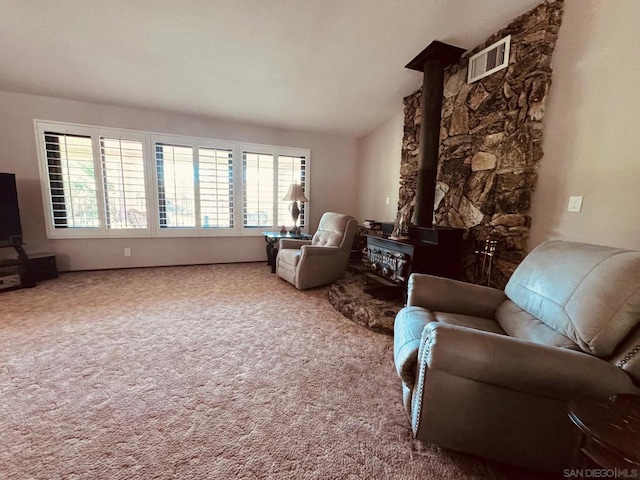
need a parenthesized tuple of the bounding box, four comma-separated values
(0, 263, 554, 479)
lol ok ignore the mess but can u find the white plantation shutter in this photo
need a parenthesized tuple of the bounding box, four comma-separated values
(277, 155, 307, 228)
(37, 121, 309, 238)
(199, 147, 233, 228)
(44, 132, 99, 228)
(155, 143, 196, 228)
(243, 152, 274, 228)
(100, 137, 147, 229)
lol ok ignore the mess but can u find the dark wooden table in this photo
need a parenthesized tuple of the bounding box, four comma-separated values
(262, 231, 312, 273)
(568, 394, 640, 468)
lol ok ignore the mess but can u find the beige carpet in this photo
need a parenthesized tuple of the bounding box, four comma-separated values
(0, 263, 552, 479)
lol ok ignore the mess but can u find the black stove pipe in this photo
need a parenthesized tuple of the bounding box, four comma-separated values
(405, 41, 466, 228)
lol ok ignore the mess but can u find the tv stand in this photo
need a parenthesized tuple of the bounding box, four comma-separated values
(0, 243, 35, 290)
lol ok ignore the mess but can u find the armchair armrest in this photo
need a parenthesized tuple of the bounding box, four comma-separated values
(407, 273, 507, 318)
(294, 245, 348, 290)
(300, 245, 340, 256)
(279, 238, 312, 250)
(394, 306, 434, 388)
(422, 323, 640, 400)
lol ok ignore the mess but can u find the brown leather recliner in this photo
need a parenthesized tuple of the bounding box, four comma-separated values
(276, 212, 357, 290)
(393, 240, 640, 472)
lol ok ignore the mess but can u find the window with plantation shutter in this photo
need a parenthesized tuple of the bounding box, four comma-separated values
(155, 143, 196, 228)
(44, 132, 99, 228)
(277, 155, 306, 229)
(38, 123, 150, 237)
(199, 147, 233, 228)
(243, 152, 274, 228)
(242, 150, 308, 230)
(153, 137, 235, 232)
(101, 137, 147, 229)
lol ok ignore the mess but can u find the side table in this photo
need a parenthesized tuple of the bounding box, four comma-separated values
(262, 232, 312, 273)
(568, 394, 640, 469)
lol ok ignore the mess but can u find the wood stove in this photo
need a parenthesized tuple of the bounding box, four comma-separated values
(365, 227, 464, 284)
(365, 41, 466, 285)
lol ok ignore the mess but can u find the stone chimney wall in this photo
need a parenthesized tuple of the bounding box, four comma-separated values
(396, 0, 564, 288)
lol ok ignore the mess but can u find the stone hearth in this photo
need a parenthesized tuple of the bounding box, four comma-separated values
(327, 271, 403, 335)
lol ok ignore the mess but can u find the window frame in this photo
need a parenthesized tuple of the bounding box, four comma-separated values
(34, 120, 311, 239)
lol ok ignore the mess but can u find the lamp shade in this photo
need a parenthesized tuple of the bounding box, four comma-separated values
(282, 183, 308, 203)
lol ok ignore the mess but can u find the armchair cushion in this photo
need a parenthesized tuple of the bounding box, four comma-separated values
(496, 300, 580, 350)
(433, 312, 506, 334)
(311, 214, 351, 247)
(505, 240, 640, 356)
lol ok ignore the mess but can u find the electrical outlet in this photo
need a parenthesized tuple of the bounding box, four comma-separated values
(567, 196, 584, 213)
(124, 248, 132, 257)
(385, 197, 390, 206)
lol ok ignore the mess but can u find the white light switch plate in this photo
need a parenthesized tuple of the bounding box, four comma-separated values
(567, 196, 583, 212)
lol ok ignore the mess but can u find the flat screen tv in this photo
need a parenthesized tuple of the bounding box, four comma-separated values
(0, 173, 23, 247)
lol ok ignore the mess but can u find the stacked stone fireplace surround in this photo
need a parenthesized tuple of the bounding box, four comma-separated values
(328, 1, 563, 333)
(396, 0, 563, 289)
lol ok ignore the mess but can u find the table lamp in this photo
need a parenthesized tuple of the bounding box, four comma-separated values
(282, 183, 308, 234)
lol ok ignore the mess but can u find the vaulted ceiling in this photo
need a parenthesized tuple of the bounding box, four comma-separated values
(0, 0, 542, 136)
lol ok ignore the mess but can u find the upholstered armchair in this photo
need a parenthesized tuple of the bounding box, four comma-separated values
(393, 241, 640, 472)
(276, 212, 357, 290)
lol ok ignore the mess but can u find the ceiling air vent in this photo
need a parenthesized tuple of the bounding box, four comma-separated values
(467, 35, 511, 84)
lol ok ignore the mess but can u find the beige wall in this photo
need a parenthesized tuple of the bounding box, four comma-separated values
(528, 0, 640, 250)
(357, 0, 640, 252)
(0, 91, 358, 271)
(355, 110, 403, 223)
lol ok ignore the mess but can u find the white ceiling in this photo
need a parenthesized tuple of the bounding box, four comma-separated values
(0, 0, 542, 137)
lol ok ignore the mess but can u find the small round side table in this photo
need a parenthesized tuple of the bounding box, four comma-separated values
(568, 394, 640, 468)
